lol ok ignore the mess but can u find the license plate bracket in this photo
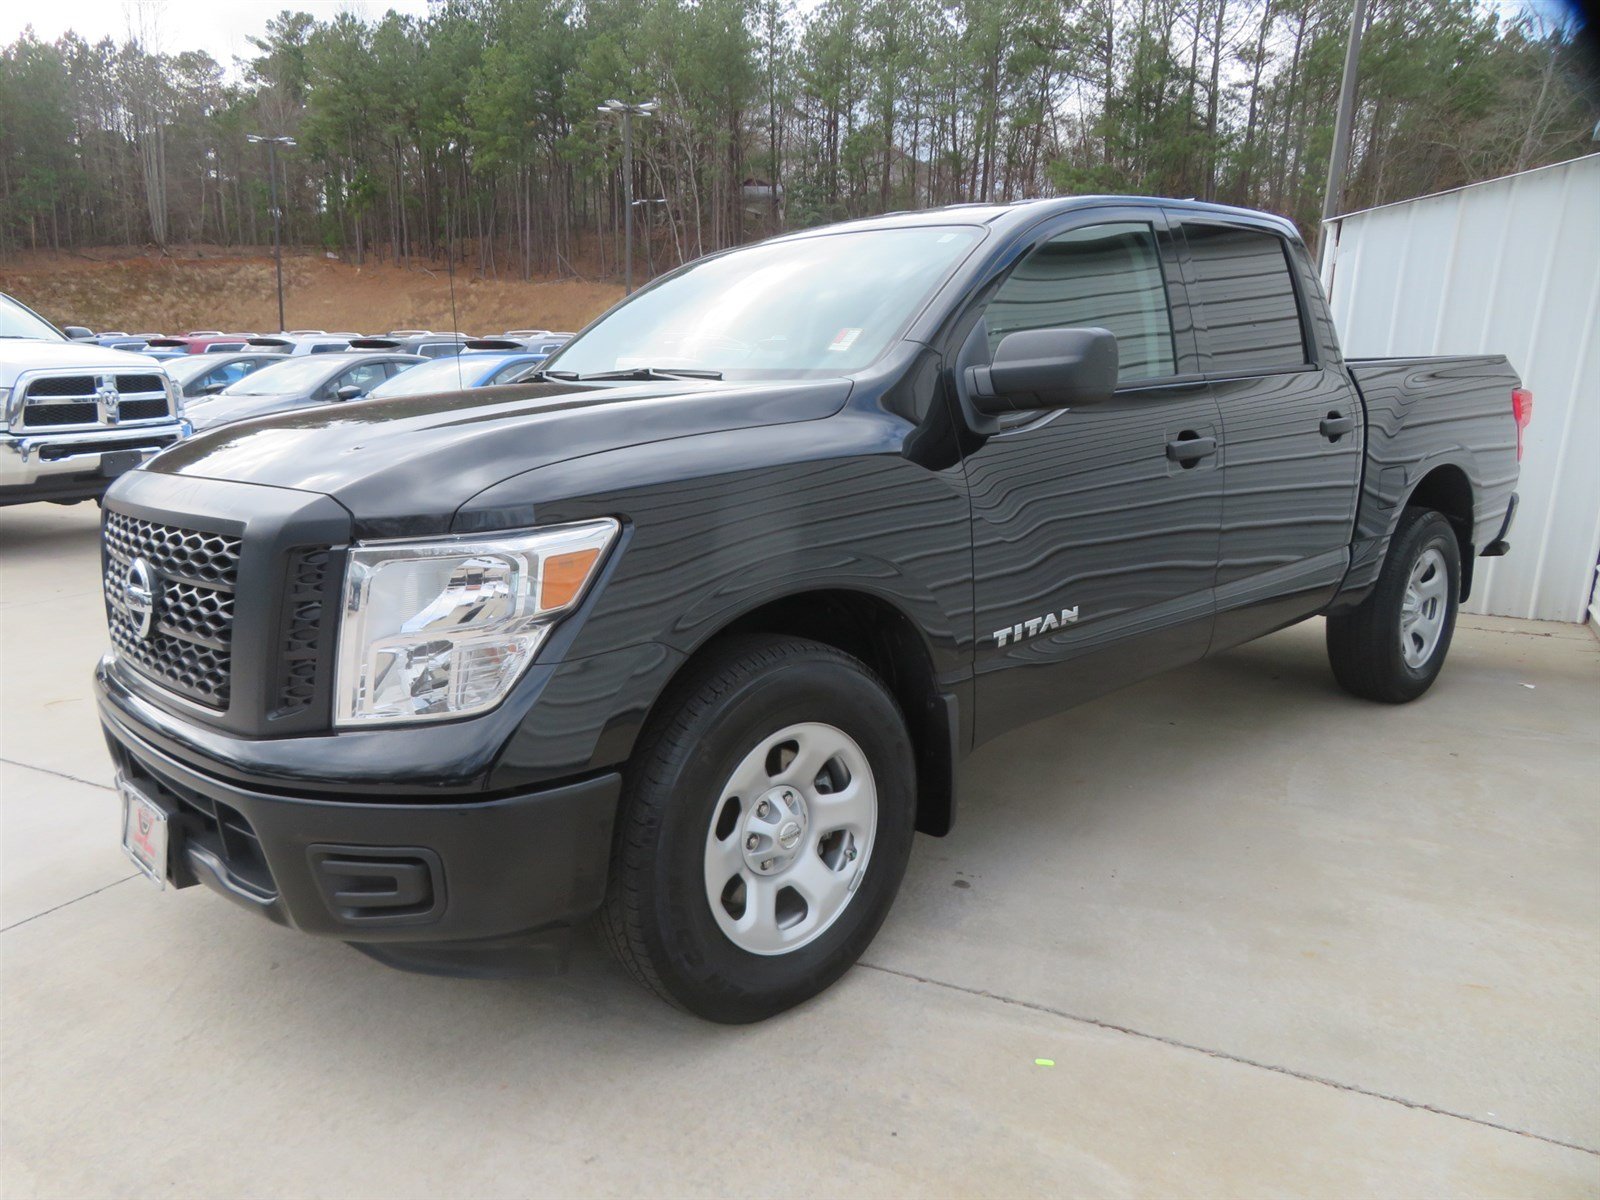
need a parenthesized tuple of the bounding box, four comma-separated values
(118, 775, 170, 887)
(100, 450, 143, 479)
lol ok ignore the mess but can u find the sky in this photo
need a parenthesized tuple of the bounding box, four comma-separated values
(0, 1, 432, 72)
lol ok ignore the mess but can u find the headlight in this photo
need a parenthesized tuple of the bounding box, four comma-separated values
(334, 519, 619, 727)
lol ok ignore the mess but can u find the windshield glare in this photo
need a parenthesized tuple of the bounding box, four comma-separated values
(367, 356, 484, 397)
(0, 294, 65, 342)
(222, 355, 340, 395)
(167, 355, 237, 385)
(548, 225, 982, 379)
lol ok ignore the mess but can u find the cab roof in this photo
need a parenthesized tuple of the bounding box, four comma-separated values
(773, 195, 1301, 243)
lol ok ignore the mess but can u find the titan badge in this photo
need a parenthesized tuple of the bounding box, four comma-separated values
(992, 606, 1079, 648)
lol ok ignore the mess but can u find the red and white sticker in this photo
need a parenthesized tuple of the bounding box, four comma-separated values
(827, 327, 862, 353)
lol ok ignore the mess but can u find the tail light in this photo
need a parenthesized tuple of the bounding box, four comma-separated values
(1511, 388, 1533, 461)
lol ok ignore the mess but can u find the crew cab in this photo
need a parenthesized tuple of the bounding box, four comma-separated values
(94, 198, 1524, 1022)
(1, 293, 187, 507)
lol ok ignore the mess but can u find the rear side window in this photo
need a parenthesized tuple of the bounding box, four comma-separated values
(985, 222, 1176, 383)
(1182, 224, 1307, 372)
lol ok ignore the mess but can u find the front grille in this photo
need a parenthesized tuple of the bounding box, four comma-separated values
(118, 398, 169, 421)
(273, 547, 331, 716)
(20, 371, 170, 430)
(103, 511, 241, 709)
(27, 375, 97, 397)
(25, 401, 97, 426)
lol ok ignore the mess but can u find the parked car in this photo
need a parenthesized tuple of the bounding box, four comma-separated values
(89, 333, 163, 353)
(95, 197, 1526, 1022)
(245, 334, 353, 356)
(472, 334, 569, 359)
(161, 352, 285, 398)
(364, 350, 550, 398)
(184, 351, 424, 431)
(143, 335, 257, 355)
(351, 333, 476, 358)
(0, 293, 186, 506)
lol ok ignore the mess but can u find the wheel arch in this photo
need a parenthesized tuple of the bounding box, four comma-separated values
(638, 587, 961, 837)
(1403, 462, 1476, 599)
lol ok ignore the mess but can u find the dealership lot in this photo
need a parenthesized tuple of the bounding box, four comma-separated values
(2, 501, 1596, 1196)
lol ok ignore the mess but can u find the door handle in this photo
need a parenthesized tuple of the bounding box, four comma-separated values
(1320, 412, 1356, 439)
(1166, 435, 1217, 463)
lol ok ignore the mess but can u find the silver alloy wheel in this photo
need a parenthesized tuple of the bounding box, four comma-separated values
(1399, 546, 1449, 668)
(702, 722, 878, 956)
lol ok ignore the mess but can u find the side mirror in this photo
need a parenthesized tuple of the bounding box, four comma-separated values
(62, 326, 95, 340)
(967, 327, 1119, 415)
(335, 384, 364, 401)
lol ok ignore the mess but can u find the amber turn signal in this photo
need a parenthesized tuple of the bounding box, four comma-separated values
(540, 548, 603, 610)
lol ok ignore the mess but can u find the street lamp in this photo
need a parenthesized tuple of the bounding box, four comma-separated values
(247, 134, 296, 331)
(596, 99, 659, 293)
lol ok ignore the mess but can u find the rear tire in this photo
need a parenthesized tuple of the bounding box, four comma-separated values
(1327, 507, 1461, 703)
(599, 635, 916, 1023)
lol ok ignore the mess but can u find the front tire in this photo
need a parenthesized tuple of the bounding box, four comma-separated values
(1327, 506, 1462, 703)
(599, 636, 916, 1023)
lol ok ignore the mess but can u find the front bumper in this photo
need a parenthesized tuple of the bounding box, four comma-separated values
(100, 692, 621, 976)
(1, 426, 185, 506)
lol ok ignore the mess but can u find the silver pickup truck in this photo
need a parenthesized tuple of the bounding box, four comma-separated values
(1, 292, 188, 507)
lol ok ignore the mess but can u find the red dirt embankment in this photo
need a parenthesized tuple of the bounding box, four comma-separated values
(0, 249, 625, 337)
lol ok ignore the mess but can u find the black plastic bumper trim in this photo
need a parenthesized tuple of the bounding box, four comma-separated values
(1482, 492, 1517, 557)
(101, 710, 622, 956)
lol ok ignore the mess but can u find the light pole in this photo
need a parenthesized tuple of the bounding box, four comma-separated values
(1318, 0, 1367, 248)
(247, 134, 296, 331)
(597, 99, 658, 293)
(634, 197, 667, 277)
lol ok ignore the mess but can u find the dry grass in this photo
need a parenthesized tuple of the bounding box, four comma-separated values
(0, 250, 625, 337)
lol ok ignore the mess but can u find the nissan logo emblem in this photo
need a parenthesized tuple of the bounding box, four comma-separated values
(123, 557, 158, 639)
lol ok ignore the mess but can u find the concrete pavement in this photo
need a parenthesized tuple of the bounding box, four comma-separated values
(2, 501, 1597, 1197)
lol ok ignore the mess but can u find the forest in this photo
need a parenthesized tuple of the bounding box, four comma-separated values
(0, 0, 1595, 279)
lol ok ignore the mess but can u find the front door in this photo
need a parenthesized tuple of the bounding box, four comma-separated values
(958, 211, 1224, 744)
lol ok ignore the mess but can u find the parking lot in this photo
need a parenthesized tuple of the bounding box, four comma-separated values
(2, 499, 1596, 1196)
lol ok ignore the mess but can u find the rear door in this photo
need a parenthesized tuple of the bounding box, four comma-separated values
(959, 207, 1225, 741)
(1170, 216, 1363, 651)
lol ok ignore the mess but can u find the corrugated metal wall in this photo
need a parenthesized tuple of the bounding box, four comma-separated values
(1319, 154, 1600, 623)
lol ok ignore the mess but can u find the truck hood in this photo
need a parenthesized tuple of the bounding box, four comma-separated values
(150, 376, 852, 535)
(0, 338, 159, 386)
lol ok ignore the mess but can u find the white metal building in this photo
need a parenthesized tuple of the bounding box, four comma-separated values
(1319, 153, 1600, 625)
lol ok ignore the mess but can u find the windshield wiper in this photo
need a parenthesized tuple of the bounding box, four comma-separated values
(569, 366, 724, 382)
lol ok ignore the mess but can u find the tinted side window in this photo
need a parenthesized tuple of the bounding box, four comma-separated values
(985, 222, 1176, 383)
(488, 362, 532, 385)
(1182, 224, 1307, 372)
(335, 362, 388, 393)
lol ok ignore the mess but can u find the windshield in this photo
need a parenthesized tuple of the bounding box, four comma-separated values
(547, 225, 982, 379)
(166, 355, 238, 386)
(367, 356, 484, 398)
(222, 355, 339, 396)
(0, 294, 65, 342)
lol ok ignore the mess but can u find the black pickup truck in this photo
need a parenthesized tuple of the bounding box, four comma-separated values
(96, 198, 1526, 1022)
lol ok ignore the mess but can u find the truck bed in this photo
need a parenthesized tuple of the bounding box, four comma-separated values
(1344, 353, 1521, 590)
